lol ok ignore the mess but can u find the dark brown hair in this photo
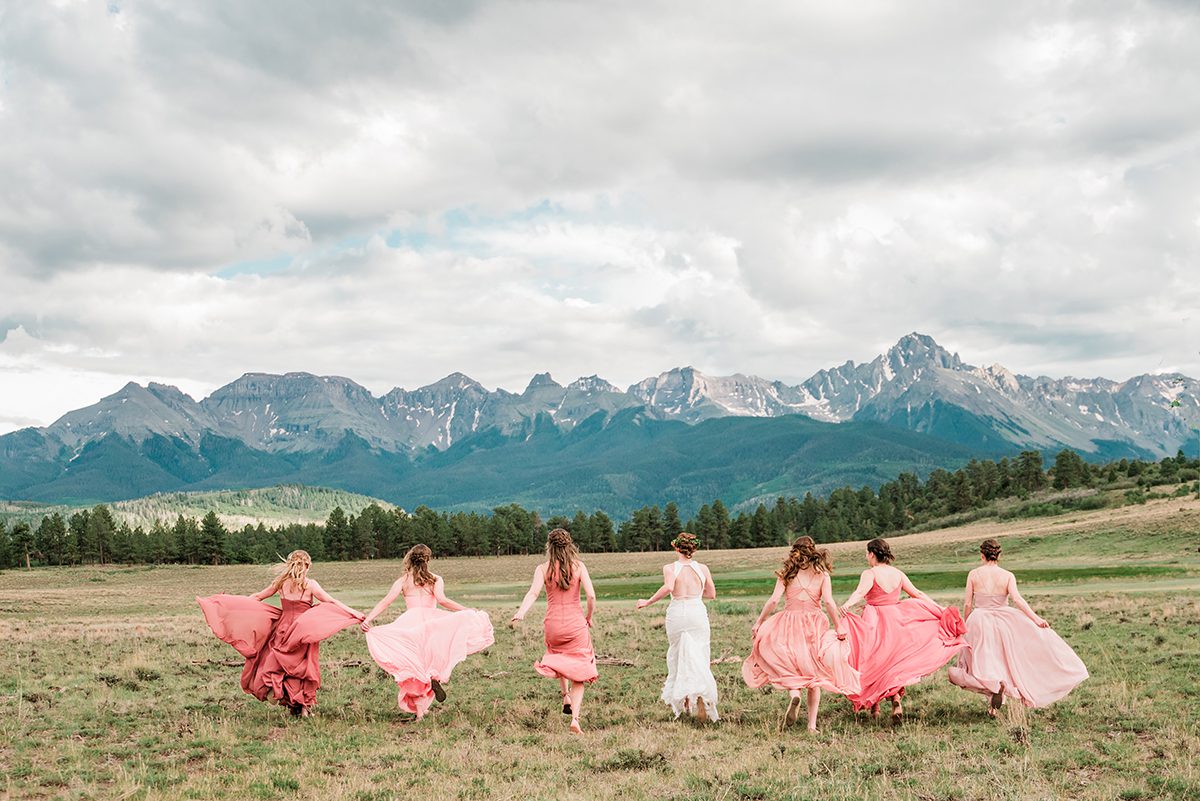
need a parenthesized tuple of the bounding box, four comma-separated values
(403, 544, 436, 588)
(672, 532, 699, 558)
(980, 538, 1002, 562)
(866, 537, 895, 564)
(778, 536, 833, 583)
(545, 528, 579, 591)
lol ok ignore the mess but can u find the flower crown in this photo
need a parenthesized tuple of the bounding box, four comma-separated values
(671, 534, 700, 550)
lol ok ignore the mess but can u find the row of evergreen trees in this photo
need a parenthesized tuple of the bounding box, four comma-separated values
(1, 449, 1196, 569)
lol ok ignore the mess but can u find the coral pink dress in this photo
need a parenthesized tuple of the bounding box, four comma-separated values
(365, 584, 495, 718)
(843, 578, 968, 711)
(197, 592, 361, 710)
(948, 594, 1088, 707)
(535, 567, 598, 683)
(742, 575, 860, 695)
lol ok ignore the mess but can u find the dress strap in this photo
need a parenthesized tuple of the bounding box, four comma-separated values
(670, 561, 706, 588)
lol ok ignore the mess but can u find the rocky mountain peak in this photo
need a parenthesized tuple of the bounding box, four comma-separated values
(525, 372, 563, 393)
(568, 375, 620, 394)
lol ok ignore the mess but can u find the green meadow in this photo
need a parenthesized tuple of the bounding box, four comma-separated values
(3, 498, 1200, 800)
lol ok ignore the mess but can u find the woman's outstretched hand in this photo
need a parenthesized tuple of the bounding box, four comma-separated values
(509, 615, 522, 628)
(359, 619, 373, 633)
(635, 599, 651, 610)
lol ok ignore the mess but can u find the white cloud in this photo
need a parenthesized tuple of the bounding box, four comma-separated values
(1, 1, 1199, 429)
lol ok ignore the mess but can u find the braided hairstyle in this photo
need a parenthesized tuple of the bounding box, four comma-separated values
(404, 544, 436, 588)
(545, 528, 579, 591)
(274, 549, 312, 592)
(980, 538, 1002, 562)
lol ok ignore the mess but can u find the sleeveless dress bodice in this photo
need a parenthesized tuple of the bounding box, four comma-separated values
(865, 578, 901, 606)
(972, 593, 1008, 609)
(782, 577, 823, 612)
(669, 561, 706, 601)
(403, 586, 438, 610)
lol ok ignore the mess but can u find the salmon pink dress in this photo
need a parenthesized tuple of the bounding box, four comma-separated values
(197, 593, 361, 710)
(843, 579, 968, 711)
(742, 576, 860, 696)
(365, 585, 495, 718)
(948, 594, 1088, 707)
(535, 568, 598, 683)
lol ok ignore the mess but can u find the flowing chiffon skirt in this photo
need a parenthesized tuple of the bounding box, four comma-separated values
(661, 598, 719, 720)
(365, 606, 495, 718)
(197, 594, 361, 710)
(844, 599, 967, 711)
(742, 608, 860, 695)
(948, 603, 1088, 707)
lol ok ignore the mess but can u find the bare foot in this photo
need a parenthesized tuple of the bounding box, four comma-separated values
(695, 697, 708, 723)
(870, 702, 881, 720)
(783, 696, 801, 729)
(569, 717, 583, 734)
(890, 697, 903, 723)
(989, 683, 1004, 718)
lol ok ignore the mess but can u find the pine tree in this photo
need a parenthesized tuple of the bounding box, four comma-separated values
(35, 513, 67, 566)
(663, 503, 683, 540)
(324, 507, 350, 560)
(11, 521, 33, 569)
(710, 500, 731, 549)
(85, 505, 116, 564)
(199, 511, 227, 565)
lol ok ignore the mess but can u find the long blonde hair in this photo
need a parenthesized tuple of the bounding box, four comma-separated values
(545, 528, 579, 591)
(274, 549, 312, 592)
(404, 544, 436, 588)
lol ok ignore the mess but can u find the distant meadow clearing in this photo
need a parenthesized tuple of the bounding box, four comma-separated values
(3, 499, 1200, 801)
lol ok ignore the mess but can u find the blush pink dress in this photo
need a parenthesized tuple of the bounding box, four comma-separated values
(197, 592, 361, 710)
(843, 578, 968, 711)
(364, 584, 495, 718)
(948, 593, 1088, 707)
(534, 567, 598, 683)
(742, 575, 860, 696)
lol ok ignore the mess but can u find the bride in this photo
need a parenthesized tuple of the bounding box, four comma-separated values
(636, 532, 719, 721)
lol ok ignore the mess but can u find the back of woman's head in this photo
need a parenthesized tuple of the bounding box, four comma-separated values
(671, 532, 700, 558)
(545, 528, 579, 591)
(778, 535, 832, 582)
(404, 544, 435, 587)
(866, 537, 894, 564)
(275, 549, 312, 590)
(979, 538, 1002, 562)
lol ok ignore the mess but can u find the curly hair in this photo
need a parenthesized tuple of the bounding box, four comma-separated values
(671, 532, 700, 558)
(866, 537, 895, 565)
(979, 538, 1002, 562)
(274, 549, 311, 592)
(545, 528, 579, 591)
(404, 544, 436, 588)
(777, 535, 832, 583)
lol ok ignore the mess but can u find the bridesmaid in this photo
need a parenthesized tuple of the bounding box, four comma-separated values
(948, 538, 1088, 715)
(841, 538, 967, 721)
(636, 532, 720, 722)
(360, 544, 495, 719)
(742, 536, 859, 732)
(197, 550, 364, 717)
(511, 528, 598, 734)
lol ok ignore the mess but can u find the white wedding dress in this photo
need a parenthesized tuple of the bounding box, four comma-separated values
(660, 561, 720, 720)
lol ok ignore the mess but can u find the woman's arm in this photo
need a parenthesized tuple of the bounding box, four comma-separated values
(308, 579, 364, 618)
(360, 577, 404, 631)
(1007, 574, 1048, 627)
(433, 576, 467, 612)
(841, 570, 875, 611)
(899, 570, 933, 603)
(637, 565, 674, 609)
(752, 578, 786, 636)
(702, 564, 716, 600)
(579, 563, 597, 626)
(961, 571, 975, 620)
(820, 574, 845, 638)
(250, 577, 281, 601)
(511, 564, 546, 625)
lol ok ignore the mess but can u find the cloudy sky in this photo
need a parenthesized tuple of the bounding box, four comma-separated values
(2, 1, 1199, 433)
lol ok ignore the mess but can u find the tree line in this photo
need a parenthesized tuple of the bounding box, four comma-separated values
(1, 449, 1196, 570)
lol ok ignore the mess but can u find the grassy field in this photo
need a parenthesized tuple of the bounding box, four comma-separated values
(2, 498, 1200, 801)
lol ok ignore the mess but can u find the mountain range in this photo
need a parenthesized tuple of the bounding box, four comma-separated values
(1, 333, 1196, 513)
